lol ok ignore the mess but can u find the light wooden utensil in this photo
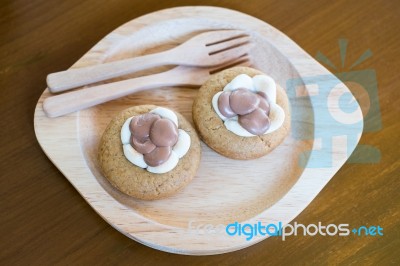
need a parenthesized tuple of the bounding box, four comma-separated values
(43, 55, 251, 118)
(46, 30, 252, 93)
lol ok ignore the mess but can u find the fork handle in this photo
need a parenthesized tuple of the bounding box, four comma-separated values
(42, 67, 199, 118)
(46, 48, 179, 93)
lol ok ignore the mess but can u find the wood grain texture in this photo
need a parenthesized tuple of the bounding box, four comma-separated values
(1, 0, 399, 264)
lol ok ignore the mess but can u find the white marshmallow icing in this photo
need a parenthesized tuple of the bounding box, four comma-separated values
(212, 74, 285, 137)
(120, 107, 191, 174)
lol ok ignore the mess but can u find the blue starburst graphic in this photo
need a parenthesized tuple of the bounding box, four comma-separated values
(286, 39, 381, 168)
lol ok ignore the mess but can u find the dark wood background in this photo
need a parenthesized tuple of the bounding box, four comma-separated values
(1, 0, 399, 265)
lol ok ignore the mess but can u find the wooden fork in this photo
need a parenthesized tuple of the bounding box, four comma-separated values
(43, 55, 251, 118)
(47, 30, 253, 93)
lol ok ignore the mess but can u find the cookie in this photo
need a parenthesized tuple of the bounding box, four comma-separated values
(98, 105, 201, 200)
(192, 67, 290, 159)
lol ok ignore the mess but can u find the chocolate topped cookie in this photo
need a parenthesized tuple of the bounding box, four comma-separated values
(98, 105, 201, 200)
(192, 67, 290, 159)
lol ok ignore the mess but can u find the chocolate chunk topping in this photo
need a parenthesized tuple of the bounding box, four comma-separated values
(130, 135, 156, 154)
(143, 146, 172, 167)
(256, 94, 270, 115)
(150, 118, 178, 147)
(216, 85, 273, 135)
(129, 113, 160, 140)
(128, 112, 180, 167)
(229, 88, 259, 115)
(239, 108, 271, 135)
(217, 91, 236, 118)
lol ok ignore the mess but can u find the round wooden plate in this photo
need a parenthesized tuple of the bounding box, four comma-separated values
(34, 6, 363, 255)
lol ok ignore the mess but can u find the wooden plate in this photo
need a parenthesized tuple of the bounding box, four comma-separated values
(34, 6, 363, 255)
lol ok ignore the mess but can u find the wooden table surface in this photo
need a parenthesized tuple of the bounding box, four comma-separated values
(1, 0, 399, 265)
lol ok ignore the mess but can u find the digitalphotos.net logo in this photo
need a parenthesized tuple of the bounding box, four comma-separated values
(188, 220, 384, 241)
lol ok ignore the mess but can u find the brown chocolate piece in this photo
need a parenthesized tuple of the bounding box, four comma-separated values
(217, 91, 236, 118)
(229, 88, 259, 115)
(257, 94, 270, 115)
(143, 146, 172, 167)
(150, 118, 179, 147)
(128, 112, 180, 167)
(129, 113, 160, 141)
(130, 135, 156, 154)
(216, 85, 274, 135)
(238, 107, 270, 135)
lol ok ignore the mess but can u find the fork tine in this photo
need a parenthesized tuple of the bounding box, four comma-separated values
(202, 30, 248, 46)
(209, 54, 252, 74)
(209, 42, 255, 62)
(207, 36, 251, 54)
